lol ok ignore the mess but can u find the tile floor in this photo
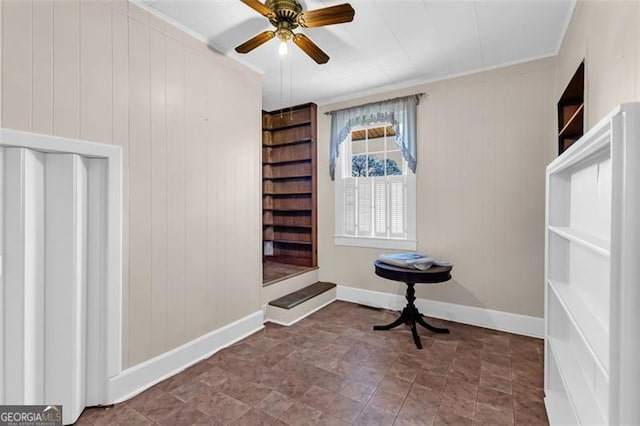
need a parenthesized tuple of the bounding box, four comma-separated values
(78, 301, 547, 425)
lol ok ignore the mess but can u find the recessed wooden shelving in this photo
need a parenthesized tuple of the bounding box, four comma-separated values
(558, 62, 585, 155)
(262, 103, 318, 270)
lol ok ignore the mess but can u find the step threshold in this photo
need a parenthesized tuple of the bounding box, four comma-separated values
(268, 281, 336, 310)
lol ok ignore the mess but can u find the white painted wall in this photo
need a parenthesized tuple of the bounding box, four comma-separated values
(0, 0, 262, 369)
(318, 58, 556, 319)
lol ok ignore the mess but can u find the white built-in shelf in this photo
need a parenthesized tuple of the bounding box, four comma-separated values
(548, 279, 609, 373)
(545, 103, 640, 425)
(547, 337, 606, 425)
(544, 390, 577, 425)
(548, 226, 610, 258)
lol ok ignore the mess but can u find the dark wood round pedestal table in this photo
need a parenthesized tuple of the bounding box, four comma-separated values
(373, 259, 453, 349)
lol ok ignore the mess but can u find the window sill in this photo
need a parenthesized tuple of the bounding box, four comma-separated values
(334, 236, 417, 251)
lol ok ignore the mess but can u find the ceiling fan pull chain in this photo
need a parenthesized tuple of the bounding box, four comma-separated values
(280, 58, 284, 118)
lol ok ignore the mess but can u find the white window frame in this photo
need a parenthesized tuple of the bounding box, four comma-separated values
(334, 125, 416, 250)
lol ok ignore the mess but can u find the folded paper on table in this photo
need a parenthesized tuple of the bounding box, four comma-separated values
(378, 252, 451, 270)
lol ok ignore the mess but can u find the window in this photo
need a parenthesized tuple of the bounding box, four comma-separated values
(335, 124, 416, 250)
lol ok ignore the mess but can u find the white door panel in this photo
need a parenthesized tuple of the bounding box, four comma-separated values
(2, 148, 109, 424)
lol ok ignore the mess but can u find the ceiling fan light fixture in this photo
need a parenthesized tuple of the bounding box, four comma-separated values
(278, 40, 288, 56)
(276, 27, 293, 56)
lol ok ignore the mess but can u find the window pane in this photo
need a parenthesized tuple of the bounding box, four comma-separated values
(352, 155, 367, 177)
(367, 154, 385, 177)
(352, 140, 366, 154)
(385, 151, 403, 176)
(384, 126, 396, 148)
(368, 137, 385, 153)
(385, 137, 398, 151)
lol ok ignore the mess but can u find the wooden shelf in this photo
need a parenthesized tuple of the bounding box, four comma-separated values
(558, 103, 584, 139)
(264, 174, 312, 180)
(264, 191, 312, 196)
(264, 223, 312, 229)
(264, 255, 313, 267)
(264, 120, 312, 131)
(265, 239, 312, 245)
(263, 104, 313, 131)
(263, 158, 311, 165)
(263, 137, 312, 147)
(264, 208, 312, 212)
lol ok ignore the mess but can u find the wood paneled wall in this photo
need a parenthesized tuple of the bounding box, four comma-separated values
(1, 0, 262, 368)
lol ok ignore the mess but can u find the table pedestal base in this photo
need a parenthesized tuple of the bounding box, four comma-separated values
(373, 282, 449, 349)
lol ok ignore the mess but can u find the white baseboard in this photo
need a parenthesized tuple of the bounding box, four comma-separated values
(337, 285, 543, 338)
(108, 310, 264, 403)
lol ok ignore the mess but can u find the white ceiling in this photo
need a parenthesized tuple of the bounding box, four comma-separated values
(138, 0, 575, 110)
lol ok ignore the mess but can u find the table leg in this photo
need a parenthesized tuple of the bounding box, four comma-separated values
(415, 314, 449, 334)
(373, 282, 450, 348)
(373, 308, 409, 330)
(409, 320, 423, 349)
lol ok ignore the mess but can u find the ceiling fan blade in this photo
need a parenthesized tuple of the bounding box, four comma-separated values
(235, 30, 276, 53)
(240, 0, 275, 18)
(297, 3, 355, 28)
(293, 33, 329, 64)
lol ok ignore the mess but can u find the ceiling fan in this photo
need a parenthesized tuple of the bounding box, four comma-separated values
(235, 0, 355, 64)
